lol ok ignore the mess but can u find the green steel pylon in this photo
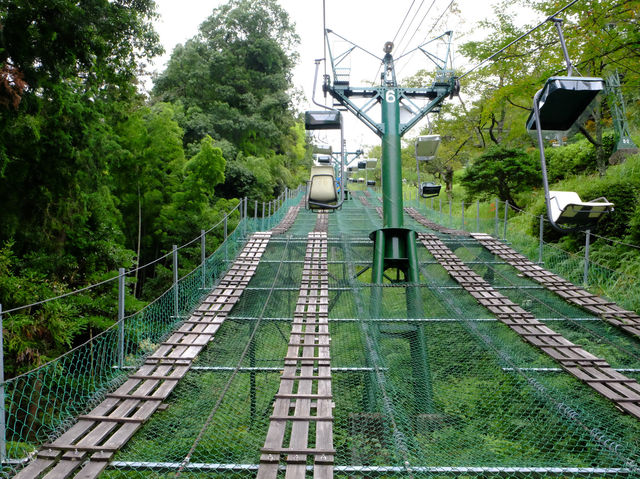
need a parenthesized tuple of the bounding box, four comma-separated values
(606, 70, 638, 164)
(324, 30, 459, 284)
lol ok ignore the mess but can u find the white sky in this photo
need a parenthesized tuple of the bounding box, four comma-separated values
(148, 0, 530, 154)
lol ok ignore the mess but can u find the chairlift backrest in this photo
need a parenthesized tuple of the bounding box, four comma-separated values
(316, 155, 332, 165)
(420, 182, 441, 198)
(415, 135, 441, 161)
(357, 161, 367, 170)
(308, 166, 338, 207)
(366, 159, 378, 170)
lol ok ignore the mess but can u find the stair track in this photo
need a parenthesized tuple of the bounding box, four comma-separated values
(14, 232, 272, 479)
(258, 231, 334, 479)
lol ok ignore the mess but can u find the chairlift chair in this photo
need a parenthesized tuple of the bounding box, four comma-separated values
(415, 136, 443, 199)
(305, 109, 345, 211)
(415, 135, 441, 161)
(528, 19, 613, 233)
(420, 182, 441, 198)
(357, 160, 367, 170)
(307, 165, 339, 211)
(367, 180, 376, 186)
(316, 155, 332, 165)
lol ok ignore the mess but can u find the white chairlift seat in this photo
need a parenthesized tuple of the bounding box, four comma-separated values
(415, 135, 441, 161)
(548, 191, 614, 226)
(308, 165, 338, 209)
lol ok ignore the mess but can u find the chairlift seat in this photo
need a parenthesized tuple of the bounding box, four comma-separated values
(358, 161, 367, 170)
(548, 190, 613, 226)
(367, 180, 376, 186)
(415, 135, 441, 161)
(366, 159, 378, 170)
(308, 166, 338, 209)
(420, 182, 441, 198)
(526, 77, 604, 134)
(316, 155, 332, 165)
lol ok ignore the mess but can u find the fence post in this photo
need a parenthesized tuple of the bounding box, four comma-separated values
(494, 198, 499, 237)
(261, 202, 265, 230)
(118, 268, 125, 369)
(538, 215, 544, 264)
(224, 214, 228, 262)
(461, 201, 465, 231)
(201, 230, 206, 289)
(439, 197, 442, 215)
(449, 199, 452, 226)
(243, 197, 248, 235)
(503, 200, 509, 240)
(583, 229, 591, 286)
(476, 200, 480, 232)
(254, 200, 258, 221)
(0, 303, 6, 462)
(268, 200, 272, 219)
(430, 197, 434, 210)
(173, 245, 179, 319)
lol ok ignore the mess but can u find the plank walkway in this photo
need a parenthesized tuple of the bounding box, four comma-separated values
(471, 233, 640, 339)
(417, 232, 640, 420)
(314, 212, 329, 233)
(273, 205, 302, 235)
(15, 232, 272, 479)
(405, 206, 471, 236)
(258, 231, 334, 478)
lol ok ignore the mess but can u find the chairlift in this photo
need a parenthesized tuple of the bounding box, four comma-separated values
(307, 165, 339, 211)
(529, 18, 613, 233)
(305, 110, 342, 130)
(415, 135, 441, 161)
(357, 160, 367, 170)
(316, 155, 332, 165)
(367, 180, 376, 186)
(304, 107, 345, 211)
(415, 136, 442, 199)
(420, 182, 441, 198)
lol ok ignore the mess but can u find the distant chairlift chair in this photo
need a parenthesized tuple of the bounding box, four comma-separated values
(305, 110, 344, 211)
(528, 18, 613, 232)
(415, 135, 442, 198)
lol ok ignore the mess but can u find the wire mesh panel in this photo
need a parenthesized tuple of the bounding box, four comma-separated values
(5, 189, 640, 478)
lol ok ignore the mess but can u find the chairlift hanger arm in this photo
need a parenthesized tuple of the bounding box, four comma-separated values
(325, 29, 383, 62)
(395, 30, 453, 63)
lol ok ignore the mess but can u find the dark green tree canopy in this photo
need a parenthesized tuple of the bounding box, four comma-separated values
(152, 0, 299, 157)
(460, 146, 540, 209)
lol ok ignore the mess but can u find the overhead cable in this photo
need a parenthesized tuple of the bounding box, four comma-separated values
(458, 0, 581, 80)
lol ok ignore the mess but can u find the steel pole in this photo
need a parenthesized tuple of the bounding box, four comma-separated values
(380, 87, 404, 229)
(201, 230, 206, 289)
(583, 229, 591, 286)
(476, 200, 480, 232)
(539, 215, 544, 264)
(494, 198, 499, 237)
(173, 245, 179, 318)
(461, 201, 465, 231)
(118, 268, 125, 369)
(261, 202, 265, 231)
(503, 200, 509, 240)
(0, 304, 6, 462)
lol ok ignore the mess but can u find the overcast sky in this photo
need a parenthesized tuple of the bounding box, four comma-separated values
(148, 0, 529, 153)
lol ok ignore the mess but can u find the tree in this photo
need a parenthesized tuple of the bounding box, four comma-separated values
(460, 146, 540, 210)
(152, 0, 300, 157)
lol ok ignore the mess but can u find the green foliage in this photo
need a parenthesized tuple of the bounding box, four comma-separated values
(460, 146, 540, 209)
(152, 0, 300, 158)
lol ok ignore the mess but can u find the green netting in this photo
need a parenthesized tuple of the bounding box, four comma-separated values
(5, 188, 640, 478)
